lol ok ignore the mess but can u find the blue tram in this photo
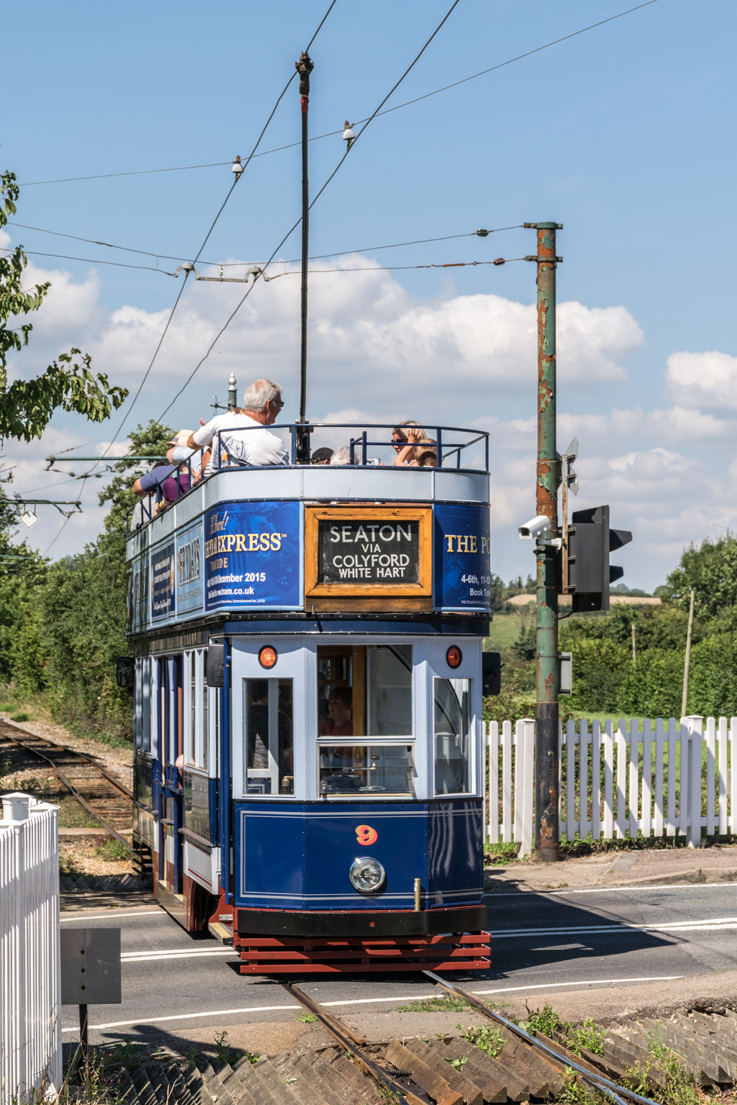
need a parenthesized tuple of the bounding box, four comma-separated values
(127, 424, 498, 973)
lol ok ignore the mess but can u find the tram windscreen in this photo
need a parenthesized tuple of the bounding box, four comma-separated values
(317, 645, 412, 738)
(319, 744, 414, 795)
(244, 678, 294, 795)
(433, 678, 472, 794)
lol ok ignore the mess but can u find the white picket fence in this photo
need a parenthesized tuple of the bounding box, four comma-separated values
(485, 715, 734, 856)
(0, 794, 61, 1104)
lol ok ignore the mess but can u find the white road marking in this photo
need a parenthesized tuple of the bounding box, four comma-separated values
(60, 973, 687, 1034)
(489, 882, 737, 897)
(61, 911, 165, 921)
(122, 949, 237, 962)
(495, 916, 737, 938)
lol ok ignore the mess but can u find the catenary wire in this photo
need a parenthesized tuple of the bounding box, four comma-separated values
(155, 0, 464, 420)
(4, 224, 523, 269)
(18, 0, 660, 188)
(0, 246, 177, 275)
(91, 0, 340, 463)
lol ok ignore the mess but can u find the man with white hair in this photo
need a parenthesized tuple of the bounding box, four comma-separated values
(184, 378, 289, 475)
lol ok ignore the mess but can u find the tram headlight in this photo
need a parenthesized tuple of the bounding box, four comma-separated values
(349, 856, 386, 893)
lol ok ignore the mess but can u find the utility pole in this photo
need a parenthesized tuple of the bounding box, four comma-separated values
(632, 621, 637, 665)
(296, 50, 314, 463)
(524, 221, 563, 863)
(681, 588, 695, 716)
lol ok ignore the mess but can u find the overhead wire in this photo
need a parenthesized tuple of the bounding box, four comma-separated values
(157, 0, 464, 420)
(17, 0, 660, 189)
(91, 0, 340, 465)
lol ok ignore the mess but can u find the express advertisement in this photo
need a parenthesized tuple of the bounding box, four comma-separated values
(434, 503, 491, 612)
(151, 541, 176, 620)
(126, 555, 149, 633)
(204, 501, 301, 611)
(176, 522, 203, 615)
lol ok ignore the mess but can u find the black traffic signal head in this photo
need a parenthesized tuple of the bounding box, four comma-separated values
(567, 505, 632, 613)
(482, 652, 502, 696)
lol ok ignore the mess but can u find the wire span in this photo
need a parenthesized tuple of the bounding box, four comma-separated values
(18, 0, 660, 189)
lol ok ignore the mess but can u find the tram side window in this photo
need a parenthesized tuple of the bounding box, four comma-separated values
(244, 678, 294, 795)
(433, 678, 472, 795)
(319, 744, 414, 796)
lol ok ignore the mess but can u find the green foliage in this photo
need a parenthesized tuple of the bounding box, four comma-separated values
(660, 530, 737, 619)
(2, 421, 173, 739)
(519, 1002, 569, 1038)
(459, 1024, 505, 1059)
(555, 1069, 606, 1105)
(297, 1011, 318, 1023)
(10, 712, 29, 722)
(0, 170, 128, 441)
(617, 647, 684, 718)
(623, 1031, 699, 1105)
(568, 1019, 607, 1058)
(564, 638, 630, 714)
(95, 837, 130, 861)
(397, 995, 472, 1012)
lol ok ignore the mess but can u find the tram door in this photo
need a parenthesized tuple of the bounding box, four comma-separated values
(159, 655, 184, 893)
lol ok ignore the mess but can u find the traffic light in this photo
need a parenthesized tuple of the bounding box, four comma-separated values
(482, 652, 502, 696)
(567, 505, 632, 612)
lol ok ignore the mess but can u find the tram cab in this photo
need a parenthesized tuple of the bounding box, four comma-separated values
(127, 423, 497, 973)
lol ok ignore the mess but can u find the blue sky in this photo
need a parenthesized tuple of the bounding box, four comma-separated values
(4, 0, 735, 590)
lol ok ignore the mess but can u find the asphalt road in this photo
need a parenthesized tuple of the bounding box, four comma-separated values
(60, 881, 737, 1046)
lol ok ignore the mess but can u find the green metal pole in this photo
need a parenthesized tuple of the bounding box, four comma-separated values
(527, 221, 562, 862)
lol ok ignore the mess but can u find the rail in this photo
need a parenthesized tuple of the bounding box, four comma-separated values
(126, 421, 490, 536)
(0, 720, 135, 854)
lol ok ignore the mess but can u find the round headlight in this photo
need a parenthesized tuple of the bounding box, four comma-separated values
(349, 856, 386, 893)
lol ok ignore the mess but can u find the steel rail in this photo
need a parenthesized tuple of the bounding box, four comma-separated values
(0, 724, 134, 853)
(422, 970, 659, 1105)
(0, 723, 133, 799)
(277, 980, 428, 1105)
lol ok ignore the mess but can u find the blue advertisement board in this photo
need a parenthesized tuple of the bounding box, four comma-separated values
(126, 554, 149, 633)
(176, 521, 204, 615)
(204, 501, 302, 611)
(434, 503, 491, 612)
(151, 541, 176, 621)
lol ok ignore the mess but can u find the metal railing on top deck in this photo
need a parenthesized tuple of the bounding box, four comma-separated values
(126, 422, 489, 536)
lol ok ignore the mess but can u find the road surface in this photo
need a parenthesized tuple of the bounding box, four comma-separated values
(60, 881, 737, 1046)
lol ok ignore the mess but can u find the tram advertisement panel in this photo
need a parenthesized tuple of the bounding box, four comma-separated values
(434, 503, 491, 612)
(126, 554, 149, 633)
(176, 521, 204, 615)
(151, 541, 175, 620)
(204, 500, 301, 610)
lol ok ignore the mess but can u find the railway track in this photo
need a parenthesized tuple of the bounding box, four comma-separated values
(0, 719, 134, 852)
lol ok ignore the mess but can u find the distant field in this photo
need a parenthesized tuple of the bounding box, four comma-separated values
(484, 613, 526, 652)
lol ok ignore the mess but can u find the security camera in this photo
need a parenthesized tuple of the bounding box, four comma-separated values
(518, 515, 551, 540)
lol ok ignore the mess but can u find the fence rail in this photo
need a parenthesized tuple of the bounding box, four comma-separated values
(0, 793, 61, 1104)
(485, 715, 733, 856)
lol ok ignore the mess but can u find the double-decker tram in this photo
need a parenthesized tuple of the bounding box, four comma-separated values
(127, 423, 499, 973)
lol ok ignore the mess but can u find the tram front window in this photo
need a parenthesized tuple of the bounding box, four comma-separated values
(244, 678, 294, 795)
(434, 678, 472, 794)
(317, 645, 413, 796)
(317, 645, 412, 737)
(319, 744, 414, 795)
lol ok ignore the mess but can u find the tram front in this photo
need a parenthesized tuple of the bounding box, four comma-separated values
(127, 423, 499, 974)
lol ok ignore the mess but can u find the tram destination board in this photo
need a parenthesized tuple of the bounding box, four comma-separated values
(318, 519, 419, 584)
(305, 506, 432, 602)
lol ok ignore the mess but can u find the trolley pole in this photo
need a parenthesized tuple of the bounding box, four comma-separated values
(525, 221, 563, 862)
(296, 50, 314, 463)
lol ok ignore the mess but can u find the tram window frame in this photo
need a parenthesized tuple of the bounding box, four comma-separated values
(243, 677, 294, 796)
(318, 740, 415, 797)
(433, 676, 473, 796)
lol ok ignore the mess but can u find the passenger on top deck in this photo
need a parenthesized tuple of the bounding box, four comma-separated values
(184, 378, 289, 475)
(318, 686, 354, 736)
(392, 421, 437, 468)
(311, 447, 333, 465)
(330, 446, 354, 465)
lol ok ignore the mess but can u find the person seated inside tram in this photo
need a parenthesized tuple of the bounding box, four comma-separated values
(392, 420, 437, 468)
(330, 446, 354, 466)
(182, 378, 289, 476)
(318, 685, 354, 736)
(311, 447, 333, 465)
(246, 679, 293, 779)
(132, 441, 197, 517)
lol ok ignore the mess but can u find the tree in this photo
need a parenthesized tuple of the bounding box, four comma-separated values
(659, 532, 737, 620)
(0, 170, 128, 440)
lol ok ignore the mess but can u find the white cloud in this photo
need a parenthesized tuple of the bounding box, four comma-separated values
(666, 350, 737, 410)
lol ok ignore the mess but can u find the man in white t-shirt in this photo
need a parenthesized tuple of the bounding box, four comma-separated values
(185, 378, 289, 475)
